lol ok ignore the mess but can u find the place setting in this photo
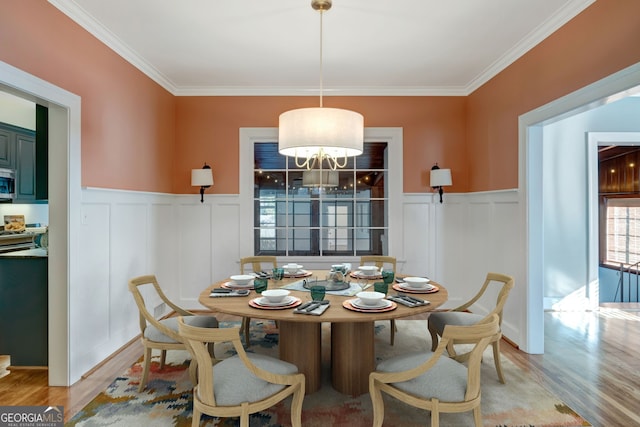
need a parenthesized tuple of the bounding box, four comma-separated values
(221, 274, 256, 290)
(248, 289, 302, 310)
(349, 265, 383, 280)
(393, 276, 440, 294)
(343, 290, 397, 313)
(281, 263, 312, 278)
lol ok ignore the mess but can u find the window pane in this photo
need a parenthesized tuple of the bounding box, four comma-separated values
(605, 200, 640, 265)
(321, 227, 353, 253)
(253, 141, 388, 257)
(322, 201, 353, 227)
(255, 171, 286, 198)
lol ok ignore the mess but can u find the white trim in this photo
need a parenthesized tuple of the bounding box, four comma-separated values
(519, 62, 640, 354)
(239, 127, 403, 262)
(0, 59, 82, 385)
(48, 0, 594, 97)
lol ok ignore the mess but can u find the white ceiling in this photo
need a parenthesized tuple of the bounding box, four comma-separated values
(49, 0, 595, 96)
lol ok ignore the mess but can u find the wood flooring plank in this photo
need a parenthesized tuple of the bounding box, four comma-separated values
(1, 311, 639, 425)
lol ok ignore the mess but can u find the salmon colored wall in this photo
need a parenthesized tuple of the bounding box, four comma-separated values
(175, 96, 466, 194)
(0, 1, 175, 192)
(467, 0, 640, 192)
(2, 1, 639, 195)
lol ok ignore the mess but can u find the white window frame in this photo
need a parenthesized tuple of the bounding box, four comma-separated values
(239, 127, 403, 266)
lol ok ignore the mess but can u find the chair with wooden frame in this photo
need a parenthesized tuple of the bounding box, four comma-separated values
(369, 314, 500, 427)
(239, 256, 278, 345)
(360, 255, 398, 345)
(128, 274, 219, 392)
(178, 317, 305, 427)
(427, 272, 514, 384)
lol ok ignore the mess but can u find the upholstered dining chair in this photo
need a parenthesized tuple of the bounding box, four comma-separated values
(369, 314, 500, 427)
(239, 256, 278, 345)
(427, 272, 514, 383)
(360, 255, 398, 344)
(178, 317, 305, 427)
(128, 274, 219, 392)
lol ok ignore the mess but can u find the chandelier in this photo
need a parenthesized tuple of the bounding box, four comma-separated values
(278, 0, 364, 170)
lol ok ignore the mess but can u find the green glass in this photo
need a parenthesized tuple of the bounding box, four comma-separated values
(310, 285, 326, 301)
(381, 269, 395, 285)
(272, 267, 284, 281)
(374, 281, 388, 295)
(253, 277, 268, 294)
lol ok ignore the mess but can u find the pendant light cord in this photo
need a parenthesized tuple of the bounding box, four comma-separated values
(319, 9, 324, 108)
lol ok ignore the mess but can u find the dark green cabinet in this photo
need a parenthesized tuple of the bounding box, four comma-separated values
(0, 255, 48, 366)
(0, 127, 14, 169)
(15, 133, 36, 202)
(0, 122, 45, 203)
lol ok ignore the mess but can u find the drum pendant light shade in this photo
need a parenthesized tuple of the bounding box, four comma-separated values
(279, 107, 364, 159)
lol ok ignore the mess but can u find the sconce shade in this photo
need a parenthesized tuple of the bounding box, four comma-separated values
(279, 107, 364, 159)
(191, 168, 213, 187)
(430, 168, 452, 187)
(192, 163, 213, 203)
(302, 169, 339, 187)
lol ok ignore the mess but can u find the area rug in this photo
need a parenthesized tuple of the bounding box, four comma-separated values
(66, 320, 590, 427)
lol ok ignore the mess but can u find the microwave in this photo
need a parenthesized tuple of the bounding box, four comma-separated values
(0, 168, 16, 201)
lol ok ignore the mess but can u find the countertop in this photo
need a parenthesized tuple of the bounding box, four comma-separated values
(0, 248, 48, 258)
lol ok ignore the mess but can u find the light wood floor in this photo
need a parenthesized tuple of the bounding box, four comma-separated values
(1, 310, 639, 425)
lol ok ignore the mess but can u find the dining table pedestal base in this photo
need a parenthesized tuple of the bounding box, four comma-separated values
(278, 321, 322, 394)
(331, 321, 375, 396)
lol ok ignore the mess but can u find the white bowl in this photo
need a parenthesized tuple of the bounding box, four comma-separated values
(356, 291, 385, 306)
(402, 276, 430, 288)
(229, 274, 254, 286)
(261, 289, 290, 303)
(358, 265, 379, 276)
(283, 264, 303, 274)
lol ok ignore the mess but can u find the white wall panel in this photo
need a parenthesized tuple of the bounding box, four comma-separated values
(109, 202, 149, 347)
(211, 202, 242, 284)
(73, 186, 527, 382)
(401, 196, 430, 276)
(179, 203, 214, 303)
(147, 203, 178, 304)
(71, 203, 110, 376)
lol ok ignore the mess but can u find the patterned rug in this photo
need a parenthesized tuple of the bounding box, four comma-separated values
(66, 320, 590, 427)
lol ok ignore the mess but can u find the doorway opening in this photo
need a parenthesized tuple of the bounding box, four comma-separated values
(521, 63, 640, 354)
(0, 59, 82, 386)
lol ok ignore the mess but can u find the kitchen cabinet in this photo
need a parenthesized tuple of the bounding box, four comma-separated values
(0, 122, 43, 203)
(0, 127, 15, 169)
(15, 133, 36, 202)
(0, 250, 48, 366)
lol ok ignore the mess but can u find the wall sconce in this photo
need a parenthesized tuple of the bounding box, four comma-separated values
(430, 163, 452, 203)
(191, 163, 213, 203)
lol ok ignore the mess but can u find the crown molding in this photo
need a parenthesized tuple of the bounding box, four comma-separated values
(48, 0, 596, 97)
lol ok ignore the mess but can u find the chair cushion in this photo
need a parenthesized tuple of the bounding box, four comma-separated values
(376, 351, 468, 402)
(210, 353, 298, 406)
(429, 312, 484, 335)
(144, 315, 219, 343)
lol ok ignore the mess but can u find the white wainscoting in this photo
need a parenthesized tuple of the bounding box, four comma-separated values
(71, 186, 524, 382)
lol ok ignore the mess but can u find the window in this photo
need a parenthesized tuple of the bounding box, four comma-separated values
(253, 142, 389, 256)
(604, 198, 640, 265)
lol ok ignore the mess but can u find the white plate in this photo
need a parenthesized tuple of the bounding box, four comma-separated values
(254, 296, 296, 307)
(222, 281, 254, 289)
(352, 298, 392, 310)
(284, 269, 309, 276)
(354, 271, 381, 277)
(399, 282, 434, 291)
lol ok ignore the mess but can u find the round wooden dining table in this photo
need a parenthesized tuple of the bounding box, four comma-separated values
(198, 270, 448, 396)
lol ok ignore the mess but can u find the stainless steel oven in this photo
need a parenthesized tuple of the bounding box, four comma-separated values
(0, 168, 16, 201)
